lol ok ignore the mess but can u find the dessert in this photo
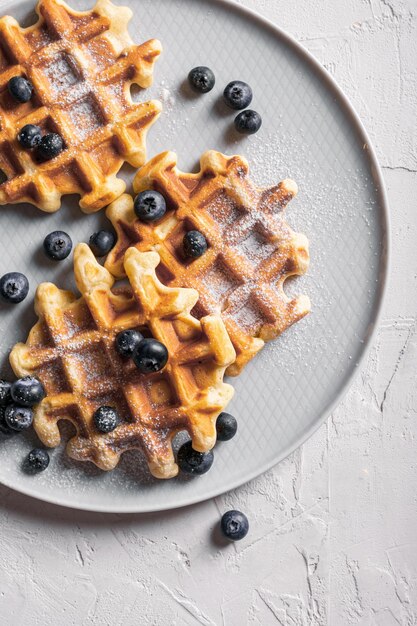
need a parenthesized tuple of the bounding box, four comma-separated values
(0, 0, 162, 213)
(105, 150, 311, 375)
(10, 243, 236, 479)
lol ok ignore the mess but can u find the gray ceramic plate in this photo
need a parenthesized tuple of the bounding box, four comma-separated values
(0, 0, 388, 512)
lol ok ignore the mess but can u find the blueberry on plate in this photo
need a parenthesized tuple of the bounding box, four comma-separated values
(183, 230, 208, 258)
(220, 510, 249, 541)
(5, 404, 33, 431)
(134, 190, 167, 223)
(89, 230, 116, 257)
(11, 376, 45, 407)
(17, 124, 42, 149)
(8, 76, 33, 103)
(93, 406, 119, 433)
(223, 80, 253, 110)
(26, 448, 50, 473)
(216, 412, 238, 441)
(37, 133, 64, 160)
(115, 329, 144, 358)
(43, 230, 72, 261)
(0, 272, 29, 304)
(234, 110, 262, 135)
(133, 338, 168, 373)
(0, 380, 12, 406)
(177, 441, 214, 475)
(0, 406, 14, 436)
(188, 66, 216, 93)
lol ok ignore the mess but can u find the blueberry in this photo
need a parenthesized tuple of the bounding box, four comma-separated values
(188, 66, 215, 93)
(89, 230, 116, 257)
(93, 406, 119, 433)
(43, 231, 72, 261)
(223, 81, 253, 110)
(183, 230, 208, 258)
(220, 510, 249, 541)
(0, 380, 12, 406)
(37, 133, 64, 160)
(8, 76, 33, 103)
(134, 190, 167, 223)
(234, 110, 262, 135)
(0, 406, 14, 436)
(5, 404, 33, 431)
(11, 376, 45, 407)
(216, 412, 238, 441)
(133, 338, 168, 373)
(0, 272, 29, 304)
(115, 329, 144, 358)
(177, 441, 214, 475)
(17, 124, 42, 149)
(26, 448, 50, 473)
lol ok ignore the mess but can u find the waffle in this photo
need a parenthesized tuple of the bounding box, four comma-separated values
(10, 244, 235, 479)
(105, 150, 311, 376)
(0, 0, 162, 213)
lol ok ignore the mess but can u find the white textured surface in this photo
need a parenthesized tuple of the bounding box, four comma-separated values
(0, 0, 416, 623)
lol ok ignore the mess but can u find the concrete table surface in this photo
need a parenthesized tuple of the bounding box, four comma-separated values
(1, 0, 416, 624)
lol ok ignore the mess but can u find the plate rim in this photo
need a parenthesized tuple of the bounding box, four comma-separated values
(0, 0, 390, 513)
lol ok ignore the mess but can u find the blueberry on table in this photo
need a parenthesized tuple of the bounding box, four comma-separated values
(11, 376, 45, 407)
(5, 404, 33, 431)
(43, 231, 72, 261)
(234, 110, 262, 135)
(133, 338, 168, 373)
(177, 441, 214, 475)
(223, 81, 253, 110)
(8, 76, 33, 103)
(37, 133, 64, 160)
(0, 406, 14, 436)
(221, 510, 249, 541)
(188, 66, 216, 93)
(0, 380, 12, 406)
(17, 124, 42, 149)
(134, 190, 167, 223)
(115, 329, 144, 358)
(0, 272, 29, 304)
(216, 412, 238, 441)
(183, 230, 208, 258)
(26, 448, 50, 473)
(93, 406, 119, 433)
(89, 230, 116, 257)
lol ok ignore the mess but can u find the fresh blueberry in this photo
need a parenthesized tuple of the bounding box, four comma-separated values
(0, 272, 29, 304)
(188, 66, 215, 93)
(216, 412, 238, 441)
(177, 441, 214, 475)
(134, 190, 167, 223)
(115, 329, 144, 358)
(26, 448, 50, 473)
(5, 404, 33, 431)
(183, 230, 208, 258)
(37, 133, 64, 160)
(220, 510, 249, 541)
(133, 338, 168, 373)
(11, 376, 45, 407)
(93, 406, 119, 433)
(0, 406, 14, 436)
(89, 230, 116, 257)
(17, 124, 42, 149)
(0, 380, 12, 406)
(234, 110, 262, 135)
(223, 81, 253, 110)
(8, 76, 33, 103)
(43, 231, 72, 261)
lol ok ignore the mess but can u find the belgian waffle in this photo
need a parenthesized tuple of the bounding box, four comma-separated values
(10, 244, 235, 479)
(105, 150, 311, 376)
(0, 0, 162, 213)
